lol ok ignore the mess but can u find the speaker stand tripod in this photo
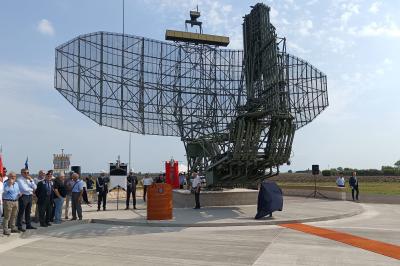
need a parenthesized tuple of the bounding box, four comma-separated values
(306, 174, 327, 198)
(116, 185, 121, 210)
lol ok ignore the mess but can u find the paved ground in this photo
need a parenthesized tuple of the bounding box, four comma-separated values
(0, 196, 399, 266)
(343, 193, 400, 204)
(85, 196, 363, 226)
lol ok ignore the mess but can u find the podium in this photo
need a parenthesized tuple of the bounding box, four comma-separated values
(147, 183, 173, 220)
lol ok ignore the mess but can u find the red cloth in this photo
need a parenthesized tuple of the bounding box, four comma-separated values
(0, 154, 4, 177)
(165, 161, 179, 189)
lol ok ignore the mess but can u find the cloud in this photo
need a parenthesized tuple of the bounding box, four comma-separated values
(353, 22, 400, 38)
(270, 6, 279, 20)
(374, 58, 393, 75)
(375, 68, 384, 75)
(340, 3, 359, 25)
(327, 36, 346, 53)
(326, 36, 355, 54)
(298, 19, 313, 36)
(286, 41, 310, 55)
(383, 58, 392, 65)
(306, 0, 319, 5)
(37, 19, 55, 36)
(368, 2, 381, 14)
(281, 18, 290, 25)
(0, 64, 52, 93)
(0, 64, 59, 131)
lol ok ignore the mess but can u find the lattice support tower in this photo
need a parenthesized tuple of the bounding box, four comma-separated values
(54, 3, 328, 186)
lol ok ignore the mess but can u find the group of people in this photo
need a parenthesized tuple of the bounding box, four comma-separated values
(336, 171, 360, 201)
(0, 167, 86, 235)
(125, 170, 201, 209)
(125, 170, 202, 210)
(1, 167, 205, 236)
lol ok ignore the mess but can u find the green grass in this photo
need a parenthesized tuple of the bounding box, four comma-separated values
(276, 181, 400, 196)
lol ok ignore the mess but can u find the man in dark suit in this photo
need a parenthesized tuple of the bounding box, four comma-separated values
(125, 169, 138, 210)
(96, 171, 109, 211)
(349, 171, 359, 201)
(35, 171, 54, 227)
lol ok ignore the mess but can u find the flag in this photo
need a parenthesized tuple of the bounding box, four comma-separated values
(25, 156, 29, 170)
(0, 153, 4, 177)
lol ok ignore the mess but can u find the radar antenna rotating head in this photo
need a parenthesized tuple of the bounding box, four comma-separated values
(185, 5, 202, 33)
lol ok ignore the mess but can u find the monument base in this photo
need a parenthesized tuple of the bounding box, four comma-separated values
(173, 185, 348, 208)
(173, 188, 258, 208)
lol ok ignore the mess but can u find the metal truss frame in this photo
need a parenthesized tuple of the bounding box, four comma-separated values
(55, 3, 328, 186)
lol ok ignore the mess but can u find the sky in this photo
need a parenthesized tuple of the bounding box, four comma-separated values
(1, 0, 400, 173)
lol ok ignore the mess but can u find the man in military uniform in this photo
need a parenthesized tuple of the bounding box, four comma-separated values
(125, 169, 138, 210)
(96, 171, 109, 211)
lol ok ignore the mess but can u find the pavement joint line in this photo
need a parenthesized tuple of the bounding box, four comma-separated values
(279, 223, 400, 260)
(251, 227, 285, 266)
(6, 219, 94, 240)
(131, 208, 147, 218)
(36, 223, 115, 266)
(0, 237, 43, 254)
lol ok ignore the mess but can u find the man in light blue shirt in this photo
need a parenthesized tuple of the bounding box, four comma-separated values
(2, 172, 21, 235)
(71, 173, 84, 220)
(16, 168, 37, 231)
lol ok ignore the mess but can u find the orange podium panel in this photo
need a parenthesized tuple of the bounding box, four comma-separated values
(147, 183, 173, 220)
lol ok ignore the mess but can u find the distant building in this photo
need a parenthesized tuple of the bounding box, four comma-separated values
(53, 153, 71, 174)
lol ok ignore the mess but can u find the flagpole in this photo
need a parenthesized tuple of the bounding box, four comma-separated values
(129, 133, 132, 171)
(0, 144, 3, 177)
(123, 1, 132, 172)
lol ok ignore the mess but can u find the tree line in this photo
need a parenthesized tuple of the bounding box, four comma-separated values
(291, 160, 400, 176)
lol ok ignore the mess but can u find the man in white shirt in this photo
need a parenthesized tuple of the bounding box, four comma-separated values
(16, 168, 37, 231)
(192, 171, 201, 209)
(142, 174, 153, 202)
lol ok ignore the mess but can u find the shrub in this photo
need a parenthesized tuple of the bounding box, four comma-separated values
(322, 170, 331, 176)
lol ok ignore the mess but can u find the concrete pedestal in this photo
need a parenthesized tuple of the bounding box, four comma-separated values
(173, 185, 348, 208)
(173, 188, 258, 208)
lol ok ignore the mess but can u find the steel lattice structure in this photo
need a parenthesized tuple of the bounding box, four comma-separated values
(55, 3, 328, 185)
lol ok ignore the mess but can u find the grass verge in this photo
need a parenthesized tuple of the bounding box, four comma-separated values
(276, 182, 400, 196)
